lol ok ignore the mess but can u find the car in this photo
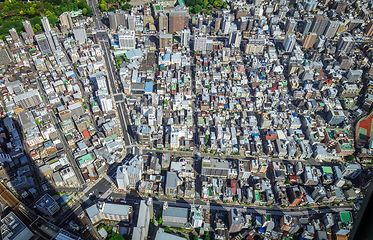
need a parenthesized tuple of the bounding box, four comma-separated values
(88, 192, 93, 196)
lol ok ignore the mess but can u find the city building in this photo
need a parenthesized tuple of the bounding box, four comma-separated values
(73, 27, 87, 44)
(22, 20, 35, 38)
(35, 33, 51, 55)
(59, 12, 73, 31)
(132, 199, 153, 240)
(310, 15, 329, 36)
(108, 12, 117, 30)
(9, 28, 19, 41)
(13, 89, 42, 109)
(0, 43, 13, 66)
(228, 208, 245, 233)
(324, 20, 339, 39)
(302, 33, 317, 49)
(169, 9, 189, 33)
(41, 16, 51, 32)
(201, 158, 230, 178)
(35, 193, 60, 216)
(1, 212, 34, 240)
(159, 32, 173, 49)
(86, 202, 132, 224)
(158, 12, 168, 32)
(162, 203, 189, 228)
(118, 29, 135, 49)
(181, 28, 190, 47)
(283, 32, 296, 52)
(285, 18, 297, 32)
(327, 110, 345, 125)
(365, 21, 373, 37)
(337, 33, 355, 54)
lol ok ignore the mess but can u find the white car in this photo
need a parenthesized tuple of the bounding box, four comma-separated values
(88, 192, 93, 196)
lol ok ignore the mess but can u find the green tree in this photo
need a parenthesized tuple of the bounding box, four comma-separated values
(346, 155, 354, 162)
(121, 3, 133, 10)
(158, 217, 162, 225)
(194, 235, 199, 240)
(82, 7, 87, 15)
(213, 0, 224, 8)
(100, 4, 107, 11)
(26, 7, 36, 15)
(193, 4, 202, 13)
(108, 6, 116, 11)
(164, 227, 171, 233)
(34, 24, 42, 32)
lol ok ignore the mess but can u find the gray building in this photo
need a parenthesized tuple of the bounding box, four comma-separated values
(13, 89, 42, 109)
(73, 27, 87, 44)
(35, 33, 51, 55)
(1, 212, 34, 240)
(41, 16, 51, 32)
(228, 208, 245, 233)
(326, 110, 345, 125)
(165, 171, 182, 196)
(162, 204, 189, 228)
(0, 44, 13, 66)
(18, 111, 37, 132)
(310, 15, 329, 36)
(35, 193, 60, 216)
(341, 163, 362, 179)
(201, 158, 230, 178)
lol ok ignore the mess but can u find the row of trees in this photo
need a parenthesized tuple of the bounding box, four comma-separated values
(0, 0, 93, 40)
(185, 0, 227, 14)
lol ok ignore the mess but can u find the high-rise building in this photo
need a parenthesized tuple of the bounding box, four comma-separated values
(365, 21, 373, 37)
(238, 17, 248, 31)
(35, 193, 60, 216)
(116, 10, 126, 28)
(1, 212, 34, 240)
(215, 18, 222, 32)
(285, 18, 297, 33)
(283, 32, 296, 52)
(333, 1, 347, 13)
(158, 12, 168, 32)
(194, 36, 207, 52)
(181, 28, 190, 47)
(0, 43, 13, 66)
(92, 30, 99, 44)
(108, 12, 117, 30)
(51, 31, 60, 49)
(41, 16, 51, 32)
(314, 35, 325, 49)
(310, 15, 329, 36)
(127, 15, 136, 31)
(22, 20, 35, 38)
(247, 18, 254, 30)
(159, 32, 173, 49)
(59, 12, 73, 30)
(9, 28, 19, 41)
(228, 208, 245, 233)
(222, 15, 231, 35)
(337, 33, 354, 54)
(303, 19, 312, 36)
(118, 29, 135, 49)
(35, 33, 51, 55)
(229, 31, 242, 48)
(302, 32, 317, 49)
(73, 27, 87, 44)
(45, 31, 56, 51)
(324, 20, 339, 39)
(169, 9, 189, 33)
(303, 0, 318, 11)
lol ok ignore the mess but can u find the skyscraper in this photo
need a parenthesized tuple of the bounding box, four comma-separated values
(222, 15, 231, 35)
(116, 10, 126, 28)
(45, 31, 56, 51)
(285, 18, 297, 33)
(314, 35, 325, 49)
(73, 27, 87, 44)
(158, 12, 168, 32)
(59, 12, 73, 30)
(238, 17, 248, 31)
(324, 20, 339, 39)
(310, 15, 329, 36)
(181, 28, 190, 47)
(118, 29, 135, 49)
(302, 33, 317, 49)
(303, 0, 318, 11)
(35, 33, 51, 55)
(229, 31, 242, 48)
(9, 28, 19, 41)
(108, 12, 117, 30)
(41, 16, 51, 32)
(283, 32, 296, 52)
(0, 44, 13, 66)
(365, 21, 373, 37)
(127, 15, 136, 31)
(169, 9, 189, 33)
(22, 20, 35, 38)
(337, 33, 354, 54)
(215, 18, 222, 33)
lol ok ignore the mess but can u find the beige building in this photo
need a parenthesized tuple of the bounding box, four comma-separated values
(302, 33, 317, 49)
(59, 12, 73, 30)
